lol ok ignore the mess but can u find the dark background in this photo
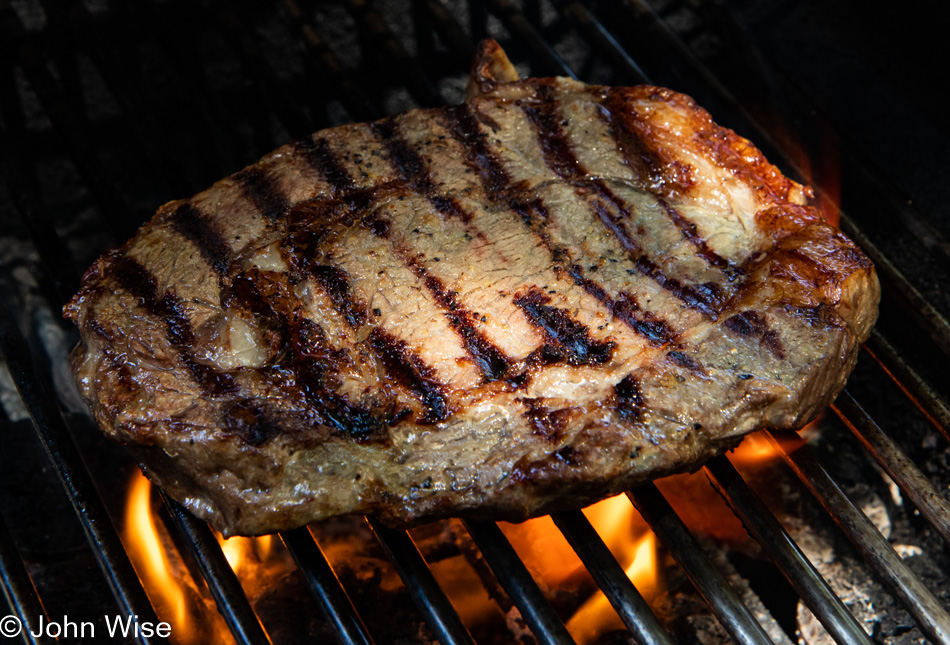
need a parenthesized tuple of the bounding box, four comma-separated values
(1, 1, 949, 642)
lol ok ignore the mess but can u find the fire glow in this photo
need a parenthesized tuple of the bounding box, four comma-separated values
(124, 473, 191, 638)
(121, 428, 792, 643)
(124, 472, 241, 645)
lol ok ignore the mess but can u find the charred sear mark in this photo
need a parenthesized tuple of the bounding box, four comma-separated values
(522, 90, 726, 319)
(229, 269, 388, 444)
(368, 328, 450, 424)
(724, 310, 786, 360)
(290, 316, 388, 442)
(310, 265, 368, 328)
(782, 303, 841, 329)
(614, 374, 645, 422)
(167, 203, 231, 275)
(666, 350, 703, 372)
(371, 118, 471, 223)
(444, 104, 511, 195)
(361, 213, 391, 238)
(444, 105, 554, 233)
(633, 257, 722, 318)
(514, 287, 616, 366)
(225, 400, 283, 446)
(112, 255, 235, 394)
(658, 199, 741, 280)
(296, 136, 355, 193)
(400, 255, 510, 381)
(568, 265, 675, 345)
(235, 166, 289, 221)
(600, 87, 696, 195)
(519, 397, 574, 443)
(521, 93, 636, 233)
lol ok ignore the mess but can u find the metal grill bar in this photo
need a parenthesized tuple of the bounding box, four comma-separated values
(366, 518, 475, 645)
(863, 329, 950, 437)
(832, 391, 950, 547)
(552, 509, 674, 645)
(0, 305, 166, 645)
(161, 496, 272, 645)
(766, 429, 950, 643)
(3, 2, 950, 644)
(627, 485, 774, 645)
(485, 0, 576, 79)
(346, 0, 444, 107)
(0, 508, 52, 645)
(279, 528, 375, 645)
(596, 0, 950, 362)
(0, 0, 133, 238)
(704, 456, 873, 645)
(463, 520, 576, 645)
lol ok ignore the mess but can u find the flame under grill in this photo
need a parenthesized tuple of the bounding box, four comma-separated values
(2, 1, 950, 644)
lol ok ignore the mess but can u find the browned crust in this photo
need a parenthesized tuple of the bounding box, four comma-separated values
(63, 42, 879, 536)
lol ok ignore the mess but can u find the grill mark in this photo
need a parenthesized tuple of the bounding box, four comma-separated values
(111, 255, 235, 395)
(444, 104, 560, 245)
(658, 199, 740, 279)
(614, 374, 645, 422)
(518, 397, 572, 443)
(310, 264, 369, 329)
(447, 101, 694, 358)
(567, 264, 675, 345)
(666, 350, 703, 373)
(398, 252, 510, 382)
(167, 203, 232, 275)
(369, 328, 450, 424)
(371, 117, 472, 223)
(287, 139, 462, 421)
(724, 310, 786, 360)
(514, 287, 616, 366)
(600, 87, 696, 195)
(520, 89, 723, 318)
(234, 166, 290, 221)
(230, 269, 388, 443)
(296, 136, 356, 193)
(630, 258, 722, 318)
(444, 105, 511, 195)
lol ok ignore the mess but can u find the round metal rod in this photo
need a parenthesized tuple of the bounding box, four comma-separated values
(551, 509, 674, 645)
(0, 306, 166, 645)
(832, 391, 950, 547)
(766, 429, 950, 644)
(863, 330, 950, 438)
(0, 509, 53, 645)
(161, 497, 272, 645)
(279, 528, 375, 645)
(484, 0, 578, 79)
(557, 1, 651, 84)
(626, 484, 774, 645)
(366, 518, 475, 645)
(704, 456, 872, 645)
(463, 520, 576, 645)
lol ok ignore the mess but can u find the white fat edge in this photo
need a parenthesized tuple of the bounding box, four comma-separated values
(246, 241, 289, 272)
(391, 400, 515, 466)
(202, 313, 267, 370)
(523, 365, 618, 401)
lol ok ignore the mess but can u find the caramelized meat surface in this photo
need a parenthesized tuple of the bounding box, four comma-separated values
(65, 41, 878, 535)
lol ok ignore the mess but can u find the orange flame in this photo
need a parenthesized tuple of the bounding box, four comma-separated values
(567, 513, 659, 644)
(124, 473, 194, 642)
(216, 533, 274, 576)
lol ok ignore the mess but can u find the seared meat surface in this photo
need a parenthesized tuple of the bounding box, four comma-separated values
(65, 41, 878, 535)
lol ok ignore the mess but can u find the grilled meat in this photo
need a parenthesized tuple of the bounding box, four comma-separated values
(65, 40, 879, 536)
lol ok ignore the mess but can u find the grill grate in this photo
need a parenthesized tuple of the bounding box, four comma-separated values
(2, 1, 950, 644)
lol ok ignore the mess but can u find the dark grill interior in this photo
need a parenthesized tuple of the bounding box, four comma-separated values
(2, 1, 950, 643)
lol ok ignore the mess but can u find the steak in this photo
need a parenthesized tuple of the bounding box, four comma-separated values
(64, 40, 879, 536)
